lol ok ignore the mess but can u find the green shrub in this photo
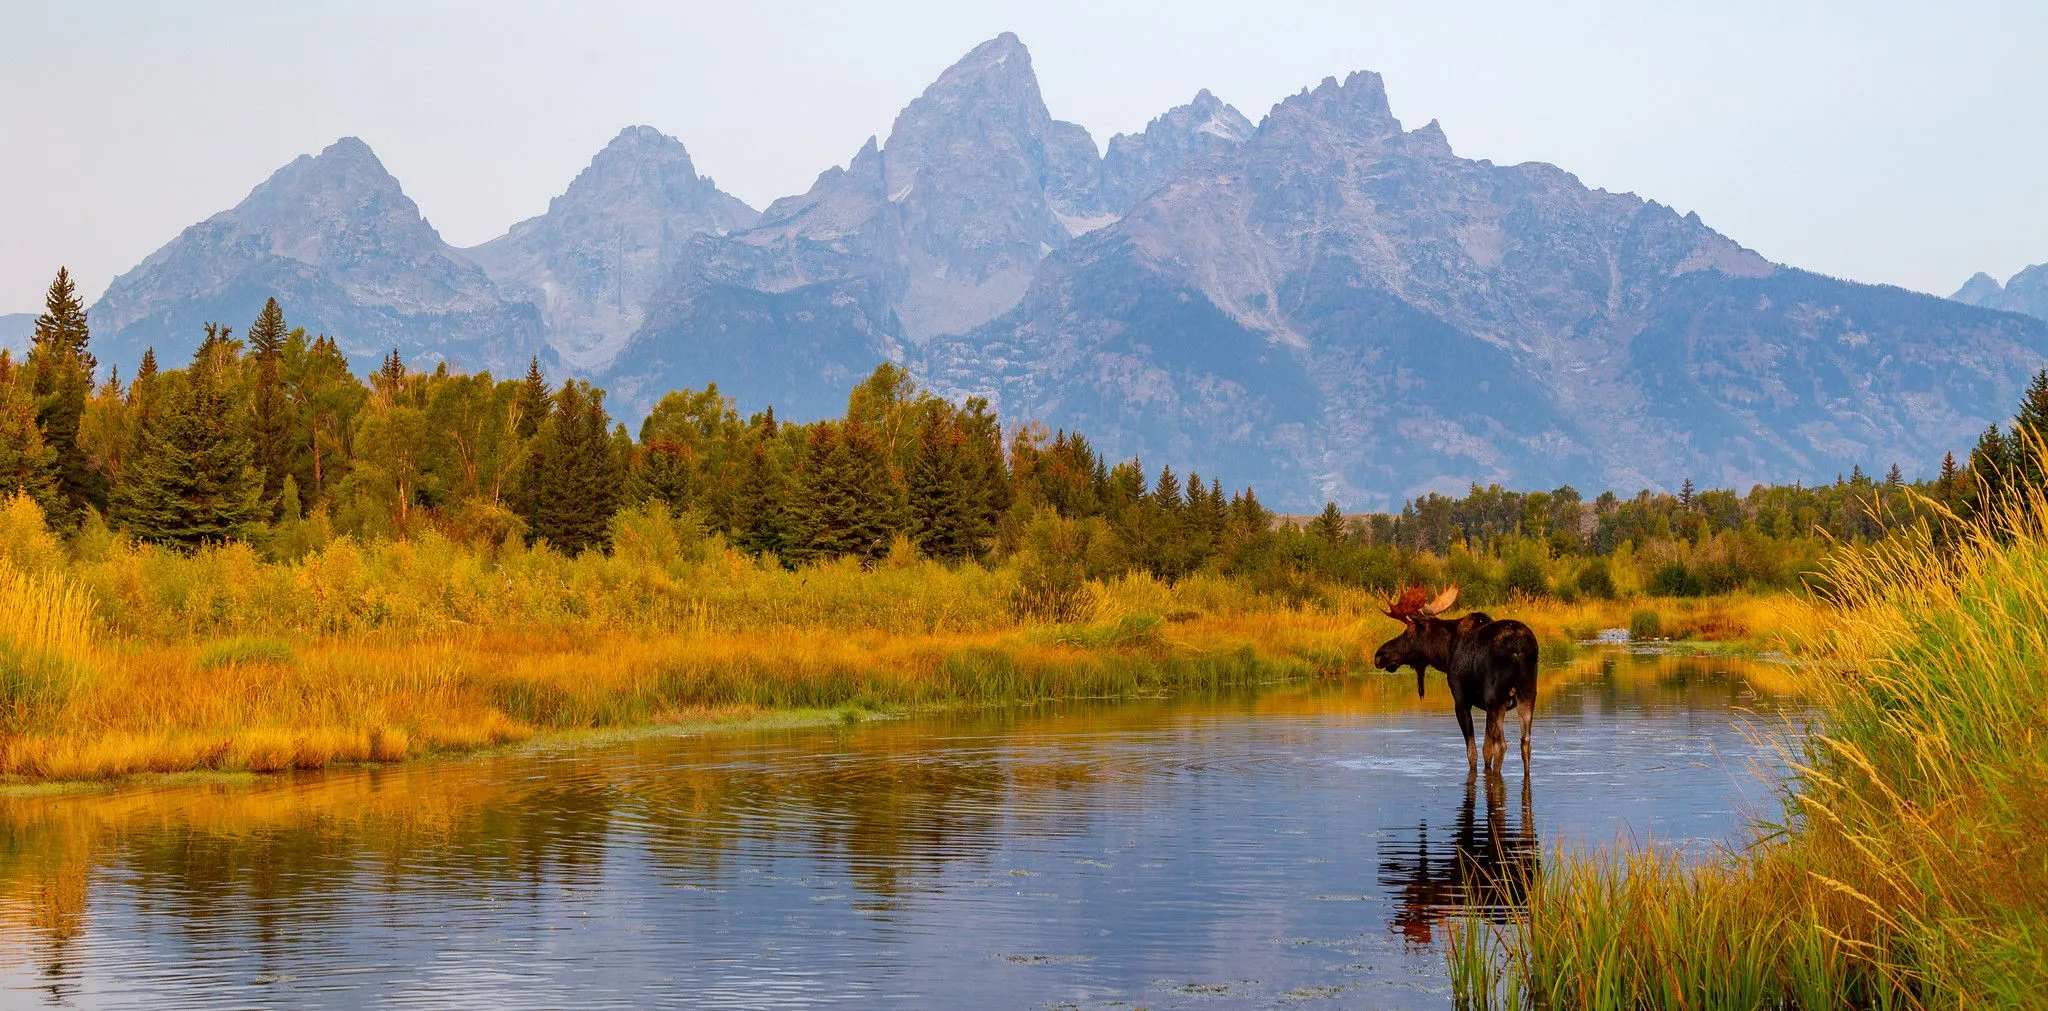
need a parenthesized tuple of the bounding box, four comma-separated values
(1628, 609, 1662, 640)
(1503, 554, 1550, 598)
(1647, 562, 1704, 598)
(1575, 557, 1617, 600)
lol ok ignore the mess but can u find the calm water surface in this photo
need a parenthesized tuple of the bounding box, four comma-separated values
(0, 649, 1803, 1008)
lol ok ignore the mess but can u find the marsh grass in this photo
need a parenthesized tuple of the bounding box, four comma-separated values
(0, 562, 96, 733)
(0, 493, 1797, 785)
(1452, 486, 2048, 1007)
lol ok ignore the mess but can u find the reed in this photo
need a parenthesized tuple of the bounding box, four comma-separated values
(1453, 486, 2048, 1007)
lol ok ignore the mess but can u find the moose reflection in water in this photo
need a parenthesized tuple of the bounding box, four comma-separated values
(1378, 769, 1541, 945)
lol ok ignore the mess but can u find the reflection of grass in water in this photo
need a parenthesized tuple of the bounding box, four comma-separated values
(1454, 488, 2048, 1007)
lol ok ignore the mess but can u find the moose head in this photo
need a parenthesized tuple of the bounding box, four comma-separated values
(1374, 585, 1461, 697)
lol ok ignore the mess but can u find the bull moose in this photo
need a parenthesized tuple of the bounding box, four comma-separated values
(1373, 586, 1538, 771)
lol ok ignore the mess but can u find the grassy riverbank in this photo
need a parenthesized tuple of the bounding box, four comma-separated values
(0, 493, 1794, 785)
(1450, 493, 2048, 1007)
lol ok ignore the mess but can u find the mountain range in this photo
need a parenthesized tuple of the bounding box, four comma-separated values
(75, 33, 2048, 508)
(1953, 265, 2048, 323)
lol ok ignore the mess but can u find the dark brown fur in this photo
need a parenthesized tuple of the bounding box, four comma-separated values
(1374, 613, 1539, 771)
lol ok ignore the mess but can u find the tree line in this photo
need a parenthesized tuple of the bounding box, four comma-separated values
(3, 269, 2037, 605)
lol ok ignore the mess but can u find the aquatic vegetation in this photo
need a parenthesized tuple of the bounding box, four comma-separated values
(1452, 485, 2048, 1006)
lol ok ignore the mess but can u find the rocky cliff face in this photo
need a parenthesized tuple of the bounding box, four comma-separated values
(90, 138, 544, 375)
(925, 71, 2048, 507)
(1953, 265, 2048, 322)
(605, 34, 1262, 420)
(464, 126, 757, 370)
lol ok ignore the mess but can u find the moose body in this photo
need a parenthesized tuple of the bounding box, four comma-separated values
(1374, 587, 1539, 771)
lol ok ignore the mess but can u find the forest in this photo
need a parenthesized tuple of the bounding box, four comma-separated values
(7, 268, 2028, 614)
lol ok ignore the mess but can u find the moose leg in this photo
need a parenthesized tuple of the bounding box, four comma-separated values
(1455, 704, 1478, 770)
(1483, 705, 1508, 771)
(1517, 691, 1535, 770)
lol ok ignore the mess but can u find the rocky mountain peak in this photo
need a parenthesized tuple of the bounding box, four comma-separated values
(89, 136, 544, 376)
(1271, 70, 1402, 142)
(1953, 263, 2048, 322)
(464, 124, 759, 369)
(1954, 271, 2004, 303)
(1098, 90, 1255, 214)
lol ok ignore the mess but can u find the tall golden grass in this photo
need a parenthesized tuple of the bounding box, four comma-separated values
(1451, 485, 2048, 1007)
(0, 494, 1795, 784)
(0, 559, 96, 733)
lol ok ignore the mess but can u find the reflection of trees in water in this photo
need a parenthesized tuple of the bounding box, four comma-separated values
(0, 715, 1133, 980)
(1376, 771, 1540, 946)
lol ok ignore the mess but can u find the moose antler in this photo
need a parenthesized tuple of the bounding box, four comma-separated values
(1383, 586, 1431, 620)
(1422, 584, 1460, 616)
(1385, 584, 1461, 621)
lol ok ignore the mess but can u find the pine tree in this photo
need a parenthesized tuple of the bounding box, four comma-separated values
(111, 324, 264, 546)
(245, 297, 294, 510)
(906, 413, 972, 560)
(1937, 451, 1961, 505)
(1679, 478, 1695, 509)
(377, 348, 406, 396)
(2011, 369, 2048, 490)
(518, 380, 621, 555)
(514, 357, 550, 440)
(1311, 501, 1347, 545)
(1970, 425, 2011, 509)
(27, 267, 100, 521)
(731, 441, 787, 559)
(788, 421, 900, 565)
(1885, 463, 1904, 488)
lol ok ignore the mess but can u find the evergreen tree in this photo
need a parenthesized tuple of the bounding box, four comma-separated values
(731, 441, 788, 558)
(2011, 369, 2048, 489)
(245, 298, 295, 510)
(906, 413, 972, 560)
(1679, 478, 1695, 509)
(1970, 424, 2012, 509)
(1937, 451, 1961, 508)
(514, 357, 550, 440)
(1311, 501, 1347, 545)
(518, 380, 621, 555)
(110, 324, 263, 546)
(788, 421, 900, 565)
(1885, 463, 1904, 488)
(27, 267, 99, 521)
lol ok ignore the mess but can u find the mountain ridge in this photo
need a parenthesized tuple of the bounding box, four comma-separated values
(71, 34, 2048, 509)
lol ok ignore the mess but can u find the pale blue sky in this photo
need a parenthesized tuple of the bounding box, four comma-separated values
(3, 0, 2042, 311)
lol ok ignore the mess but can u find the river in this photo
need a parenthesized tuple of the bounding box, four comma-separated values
(0, 648, 1804, 1009)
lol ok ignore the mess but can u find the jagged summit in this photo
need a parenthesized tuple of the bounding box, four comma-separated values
(77, 37, 2048, 507)
(1953, 264, 2048, 322)
(466, 124, 758, 369)
(91, 136, 542, 375)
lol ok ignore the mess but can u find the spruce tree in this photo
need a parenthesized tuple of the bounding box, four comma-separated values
(518, 380, 621, 555)
(514, 357, 550, 440)
(1970, 425, 2011, 509)
(245, 298, 294, 510)
(906, 413, 972, 560)
(731, 441, 787, 559)
(27, 268, 99, 521)
(1311, 501, 1347, 545)
(111, 325, 263, 546)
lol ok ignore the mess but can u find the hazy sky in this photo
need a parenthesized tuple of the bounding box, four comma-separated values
(3, 0, 2043, 312)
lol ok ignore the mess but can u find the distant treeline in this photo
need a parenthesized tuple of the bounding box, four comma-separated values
(4, 269, 2038, 610)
